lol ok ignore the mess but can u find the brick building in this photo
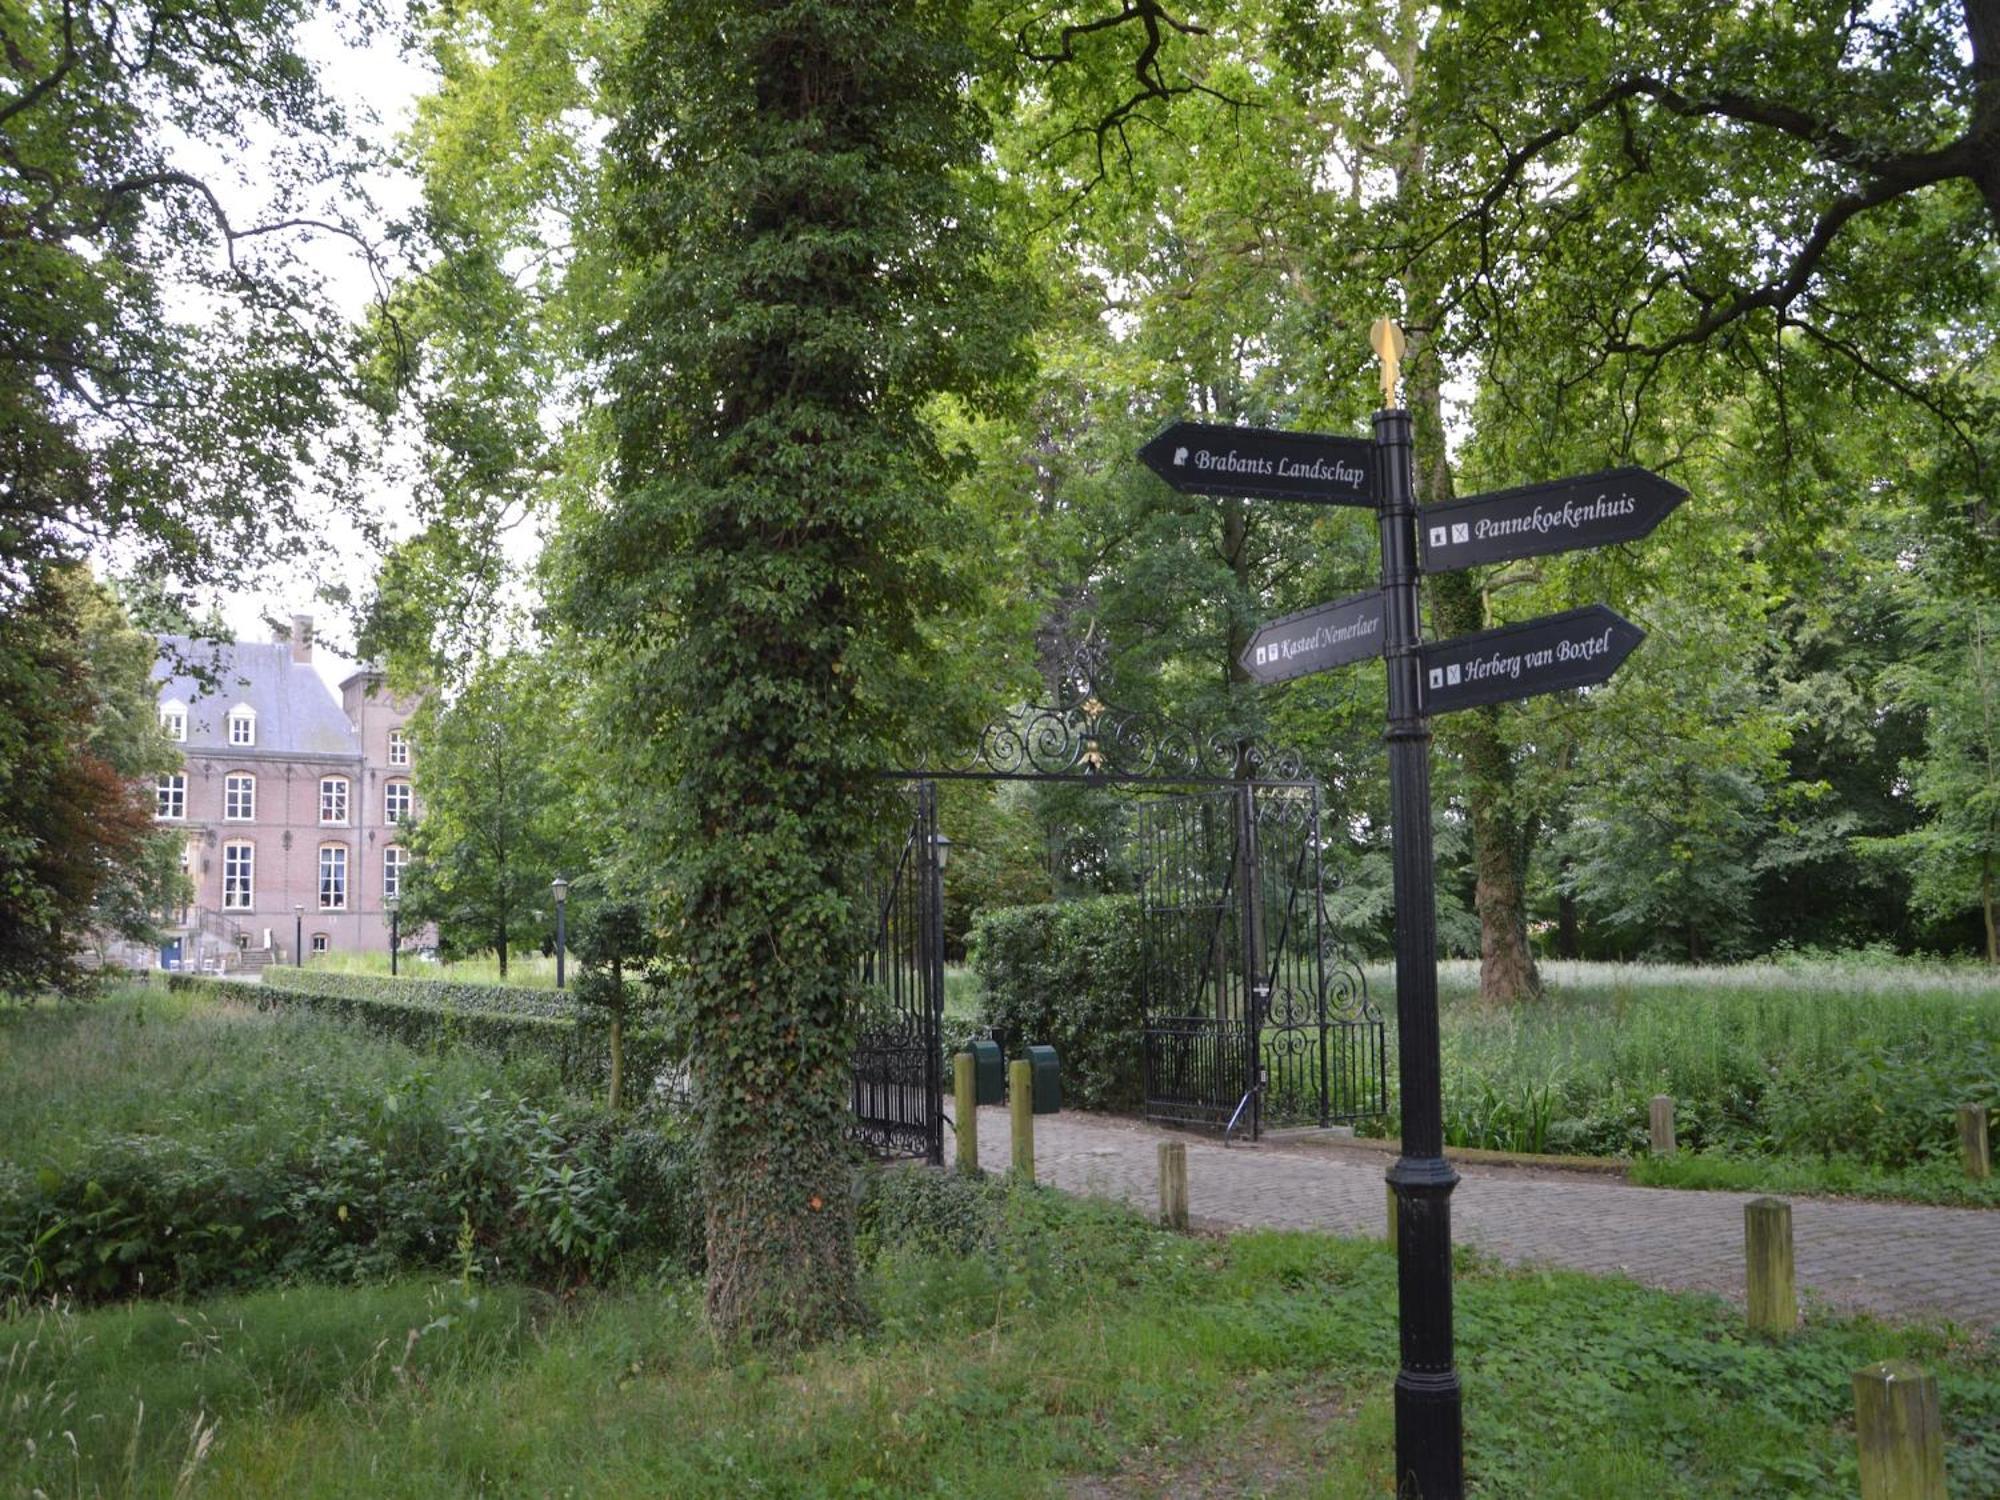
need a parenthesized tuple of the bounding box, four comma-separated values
(146, 615, 421, 972)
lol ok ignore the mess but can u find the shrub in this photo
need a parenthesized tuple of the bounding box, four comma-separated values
(969, 895, 1145, 1111)
(245, 968, 678, 1098)
(0, 1094, 704, 1303)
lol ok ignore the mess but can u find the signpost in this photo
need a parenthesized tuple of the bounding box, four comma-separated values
(1137, 420, 1375, 506)
(1418, 466, 1686, 573)
(1239, 589, 1386, 684)
(1139, 339, 1680, 1500)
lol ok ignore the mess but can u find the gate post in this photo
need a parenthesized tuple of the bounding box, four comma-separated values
(921, 780, 946, 1167)
(1237, 782, 1268, 1141)
(1375, 405, 1464, 1499)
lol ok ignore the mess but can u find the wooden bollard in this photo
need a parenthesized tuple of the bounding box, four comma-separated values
(1853, 1361, 1948, 1500)
(1386, 1182, 1399, 1249)
(1650, 1094, 1677, 1155)
(953, 1052, 978, 1175)
(1158, 1141, 1188, 1229)
(1958, 1103, 1990, 1181)
(1009, 1058, 1035, 1183)
(1744, 1197, 1797, 1334)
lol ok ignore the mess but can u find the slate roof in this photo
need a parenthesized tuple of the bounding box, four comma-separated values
(153, 637, 361, 758)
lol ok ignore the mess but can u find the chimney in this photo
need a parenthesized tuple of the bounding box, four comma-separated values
(290, 613, 314, 664)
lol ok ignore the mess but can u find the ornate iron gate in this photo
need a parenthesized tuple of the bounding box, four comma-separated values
(852, 781, 944, 1163)
(1137, 782, 1385, 1135)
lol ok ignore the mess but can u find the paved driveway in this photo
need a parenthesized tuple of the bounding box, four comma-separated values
(953, 1107, 1998, 1332)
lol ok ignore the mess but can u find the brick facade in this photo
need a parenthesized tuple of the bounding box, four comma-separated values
(148, 616, 421, 971)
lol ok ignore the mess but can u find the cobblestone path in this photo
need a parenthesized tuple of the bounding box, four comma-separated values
(953, 1107, 1997, 1332)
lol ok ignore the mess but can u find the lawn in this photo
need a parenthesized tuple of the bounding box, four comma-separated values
(4, 982, 1998, 1496)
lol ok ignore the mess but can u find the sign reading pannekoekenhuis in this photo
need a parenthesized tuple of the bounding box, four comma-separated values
(1418, 466, 1686, 572)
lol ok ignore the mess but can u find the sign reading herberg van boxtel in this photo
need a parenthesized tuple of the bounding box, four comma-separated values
(1418, 466, 1686, 572)
(1240, 589, 1386, 684)
(1139, 421, 1374, 506)
(1418, 605, 1644, 715)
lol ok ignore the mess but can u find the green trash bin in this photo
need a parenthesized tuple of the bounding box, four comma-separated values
(969, 1037, 1005, 1106)
(1024, 1044, 1061, 1114)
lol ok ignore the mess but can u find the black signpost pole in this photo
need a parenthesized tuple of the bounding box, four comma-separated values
(1374, 407, 1464, 1499)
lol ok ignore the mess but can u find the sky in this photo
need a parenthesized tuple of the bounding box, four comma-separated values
(185, 14, 439, 692)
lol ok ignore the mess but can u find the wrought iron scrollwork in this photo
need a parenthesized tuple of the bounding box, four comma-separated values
(926, 638, 1307, 782)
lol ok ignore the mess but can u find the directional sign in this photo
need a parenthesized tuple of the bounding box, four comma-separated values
(1418, 466, 1686, 573)
(1241, 589, 1386, 684)
(1139, 421, 1374, 507)
(1419, 605, 1644, 715)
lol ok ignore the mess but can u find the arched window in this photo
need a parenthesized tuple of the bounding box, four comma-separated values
(318, 844, 348, 910)
(159, 699, 187, 741)
(222, 841, 254, 910)
(224, 772, 256, 821)
(384, 779, 413, 825)
(319, 775, 349, 824)
(226, 705, 257, 746)
(383, 845, 408, 901)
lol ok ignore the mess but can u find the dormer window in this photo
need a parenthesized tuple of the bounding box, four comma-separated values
(227, 706, 256, 746)
(159, 700, 186, 742)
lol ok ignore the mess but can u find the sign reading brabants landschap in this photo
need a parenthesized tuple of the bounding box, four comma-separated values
(1418, 604, 1644, 715)
(1240, 589, 1386, 684)
(1419, 466, 1686, 572)
(1139, 421, 1374, 506)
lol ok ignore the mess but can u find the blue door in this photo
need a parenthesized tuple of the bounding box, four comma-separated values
(159, 938, 182, 969)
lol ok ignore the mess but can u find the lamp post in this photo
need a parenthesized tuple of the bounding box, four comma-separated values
(293, 903, 304, 967)
(552, 875, 569, 990)
(386, 894, 400, 977)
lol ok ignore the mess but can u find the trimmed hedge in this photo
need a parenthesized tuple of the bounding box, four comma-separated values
(969, 895, 1145, 1111)
(198, 969, 677, 1097)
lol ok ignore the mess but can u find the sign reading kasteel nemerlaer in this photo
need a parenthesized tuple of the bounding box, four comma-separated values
(1240, 588, 1386, 684)
(1418, 466, 1686, 572)
(1138, 421, 1374, 506)
(1418, 604, 1644, 715)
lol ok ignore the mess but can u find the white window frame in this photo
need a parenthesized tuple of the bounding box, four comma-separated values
(384, 780, 413, 825)
(227, 706, 256, 746)
(224, 772, 256, 821)
(311, 933, 330, 954)
(156, 773, 186, 821)
(223, 841, 254, 910)
(318, 843, 348, 911)
(159, 701, 186, 742)
(388, 728, 410, 766)
(383, 845, 407, 901)
(319, 775, 349, 825)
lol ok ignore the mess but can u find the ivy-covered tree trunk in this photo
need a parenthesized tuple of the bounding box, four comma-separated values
(587, 0, 1016, 1343)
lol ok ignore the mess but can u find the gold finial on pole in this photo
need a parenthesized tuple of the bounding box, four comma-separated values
(1370, 317, 1406, 409)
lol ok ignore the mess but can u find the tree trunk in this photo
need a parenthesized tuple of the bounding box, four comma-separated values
(608, 958, 626, 1110)
(1556, 869, 1580, 961)
(1406, 340, 1544, 1005)
(1983, 856, 1997, 966)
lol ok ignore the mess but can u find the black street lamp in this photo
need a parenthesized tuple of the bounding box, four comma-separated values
(552, 875, 569, 990)
(293, 904, 304, 967)
(387, 894, 401, 977)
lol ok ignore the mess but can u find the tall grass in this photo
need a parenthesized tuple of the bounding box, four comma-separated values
(1360, 959, 2000, 1201)
(0, 984, 534, 1175)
